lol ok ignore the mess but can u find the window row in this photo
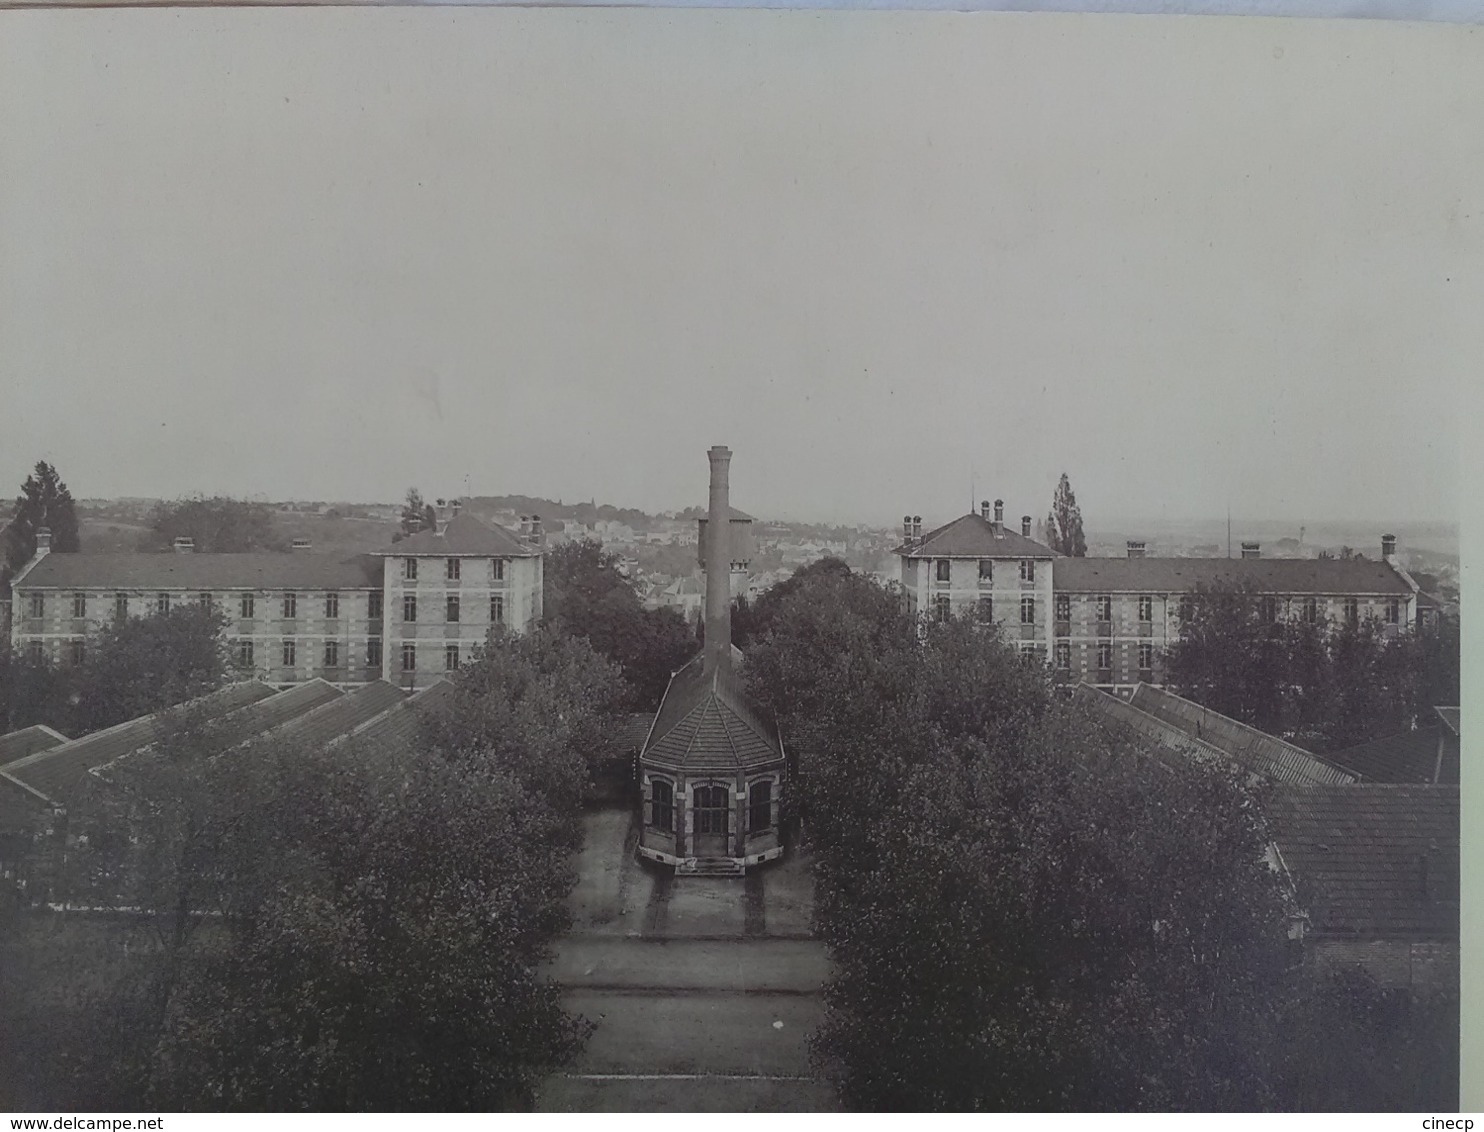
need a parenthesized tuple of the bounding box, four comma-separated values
(402, 557, 508, 582)
(934, 559, 1038, 583)
(933, 595, 1038, 624)
(398, 595, 505, 623)
(1051, 640, 1157, 672)
(231, 639, 464, 672)
(34, 591, 383, 621)
(647, 780, 774, 835)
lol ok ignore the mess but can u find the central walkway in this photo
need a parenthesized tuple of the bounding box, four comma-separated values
(536, 807, 839, 1112)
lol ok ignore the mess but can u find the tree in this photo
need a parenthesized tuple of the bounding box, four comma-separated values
(400, 487, 436, 536)
(742, 569, 1300, 1110)
(1045, 472, 1087, 557)
(542, 539, 697, 710)
(4, 460, 80, 581)
(73, 601, 235, 732)
(141, 496, 280, 553)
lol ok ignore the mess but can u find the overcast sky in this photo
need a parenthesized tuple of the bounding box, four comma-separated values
(0, 10, 1477, 527)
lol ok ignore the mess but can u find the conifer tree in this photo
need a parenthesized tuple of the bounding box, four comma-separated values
(1046, 472, 1087, 556)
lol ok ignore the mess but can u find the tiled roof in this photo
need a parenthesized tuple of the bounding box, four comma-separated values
(1053, 556, 1412, 595)
(897, 513, 1056, 560)
(331, 680, 455, 774)
(216, 679, 345, 736)
(0, 681, 279, 806)
(1434, 706, 1460, 737)
(1073, 683, 1231, 774)
(0, 724, 69, 765)
(273, 680, 407, 751)
(377, 512, 537, 558)
(1265, 784, 1459, 940)
(615, 712, 656, 753)
(15, 552, 381, 591)
(641, 654, 783, 773)
(1328, 727, 1458, 786)
(1129, 684, 1355, 785)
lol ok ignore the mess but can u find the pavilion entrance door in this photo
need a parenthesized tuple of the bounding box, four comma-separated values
(692, 784, 731, 856)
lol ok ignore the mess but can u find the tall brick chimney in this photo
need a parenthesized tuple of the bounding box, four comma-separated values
(980, 500, 991, 521)
(1382, 533, 1397, 563)
(1021, 515, 1032, 538)
(35, 527, 52, 556)
(993, 499, 1004, 532)
(704, 446, 733, 675)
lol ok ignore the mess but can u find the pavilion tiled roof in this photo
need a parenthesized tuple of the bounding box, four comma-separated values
(1128, 683, 1355, 785)
(897, 513, 1056, 560)
(642, 654, 783, 773)
(376, 512, 537, 558)
(1265, 784, 1459, 940)
(263, 680, 404, 751)
(0, 681, 279, 806)
(1053, 556, 1412, 595)
(16, 552, 381, 591)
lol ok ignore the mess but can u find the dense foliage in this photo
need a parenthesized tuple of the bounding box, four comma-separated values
(542, 539, 697, 710)
(0, 602, 234, 736)
(3, 460, 80, 581)
(142, 496, 281, 553)
(1165, 581, 1460, 752)
(742, 564, 1457, 1111)
(2, 627, 610, 1111)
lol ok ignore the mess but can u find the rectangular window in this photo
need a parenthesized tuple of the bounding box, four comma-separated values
(1020, 560, 1034, 583)
(1261, 596, 1278, 625)
(282, 639, 297, 668)
(68, 640, 85, 666)
(934, 594, 952, 623)
(72, 592, 86, 618)
(1386, 598, 1400, 625)
(936, 559, 951, 583)
(1098, 641, 1113, 670)
(978, 559, 993, 581)
(157, 592, 171, 615)
(1055, 641, 1071, 670)
(368, 591, 383, 620)
(404, 558, 418, 581)
(1021, 596, 1035, 624)
(446, 558, 460, 581)
(1344, 598, 1359, 627)
(748, 780, 773, 832)
(25, 640, 43, 664)
(197, 592, 213, 610)
(444, 644, 460, 671)
(240, 593, 255, 619)
(1097, 595, 1112, 622)
(401, 643, 417, 672)
(367, 638, 382, 668)
(1138, 596, 1153, 623)
(977, 596, 993, 622)
(282, 593, 298, 619)
(1139, 642, 1154, 671)
(236, 639, 254, 667)
(446, 595, 460, 622)
(115, 592, 128, 621)
(28, 594, 44, 618)
(490, 594, 504, 625)
(324, 639, 340, 667)
(491, 558, 506, 582)
(1055, 594, 1070, 621)
(403, 595, 417, 622)
(325, 592, 339, 619)
(1303, 597, 1318, 624)
(650, 779, 675, 832)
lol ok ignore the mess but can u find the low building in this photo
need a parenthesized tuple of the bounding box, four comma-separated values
(1327, 706, 1460, 786)
(7, 503, 543, 693)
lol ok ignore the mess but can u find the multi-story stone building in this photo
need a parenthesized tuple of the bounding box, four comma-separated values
(897, 500, 1058, 661)
(899, 507, 1422, 697)
(7, 503, 543, 691)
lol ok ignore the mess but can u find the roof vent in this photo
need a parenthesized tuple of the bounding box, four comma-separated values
(290, 537, 312, 552)
(1240, 541, 1261, 559)
(1127, 540, 1146, 559)
(173, 536, 195, 554)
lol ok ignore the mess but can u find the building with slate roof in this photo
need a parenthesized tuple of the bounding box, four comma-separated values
(1265, 783, 1459, 989)
(637, 448, 785, 876)
(1327, 706, 1460, 785)
(898, 512, 1424, 696)
(8, 502, 543, 693)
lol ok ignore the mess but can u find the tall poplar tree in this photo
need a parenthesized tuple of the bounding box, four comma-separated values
(1045, 472, 1087, 556)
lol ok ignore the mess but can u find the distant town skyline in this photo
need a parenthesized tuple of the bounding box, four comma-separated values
(1, 12, 1472, 531)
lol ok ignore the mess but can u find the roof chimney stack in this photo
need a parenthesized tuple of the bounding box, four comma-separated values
(704, 446, 734, 675)
(1021, 515, 1032, 538)
(451, 499, 462, 518)
(980, 500, 991, 521)
(912, 515, 922, 541)
(1126, 540, 1147, 559)
(529, 515, 544, 545)
(903, 515, 914, 547)
(173, 536, 195, 554)
(290, 537, 312, 552)
(1241, 541, 1261, 559)
(993, 499, 1004, 532)
(35, 527, 52, 555)
(1382, 533, 1397, 563)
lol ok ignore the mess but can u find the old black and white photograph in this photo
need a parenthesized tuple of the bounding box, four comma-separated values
(0, 1, 1474, 1117)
